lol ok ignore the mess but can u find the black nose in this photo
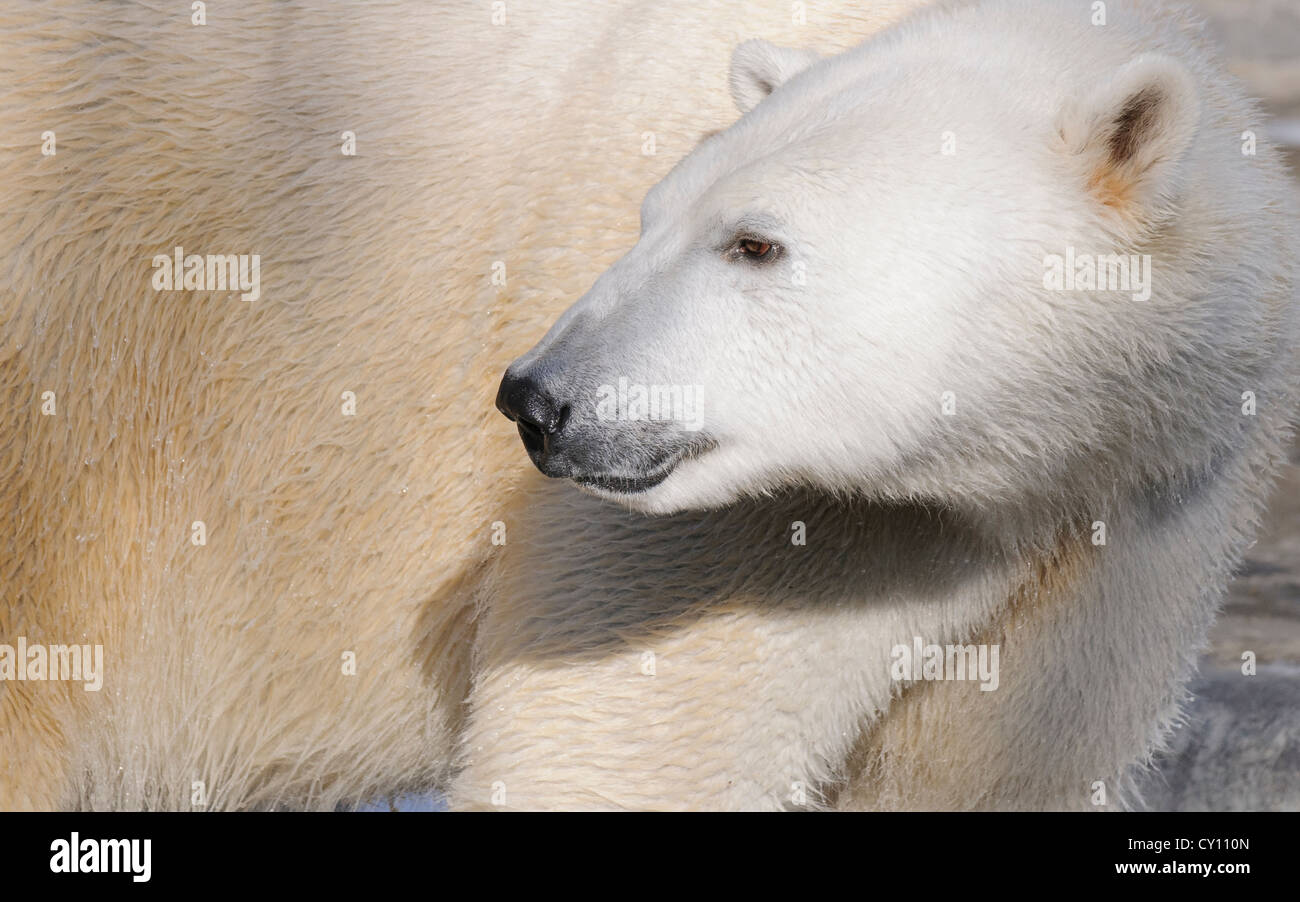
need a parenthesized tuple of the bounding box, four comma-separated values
(495, 370, 569, 459)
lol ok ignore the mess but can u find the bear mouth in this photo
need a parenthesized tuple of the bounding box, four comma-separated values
(573, 468, 674, 494)
(571, 439, 712, 495)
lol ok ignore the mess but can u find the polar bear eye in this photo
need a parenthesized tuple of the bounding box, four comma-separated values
(733, 237, 778, 262)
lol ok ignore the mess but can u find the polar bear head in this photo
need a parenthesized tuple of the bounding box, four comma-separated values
(498, 10, 1219, 516)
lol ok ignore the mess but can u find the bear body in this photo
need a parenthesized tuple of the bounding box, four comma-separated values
(0, 0, 921, 809)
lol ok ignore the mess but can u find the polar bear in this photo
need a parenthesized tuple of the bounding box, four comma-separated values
(476, 0, 1300, 809)
(0, 0, 923, 809)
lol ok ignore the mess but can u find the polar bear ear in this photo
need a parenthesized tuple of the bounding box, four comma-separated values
(729, 39, 820, 114)
(1056, 54, 1200, 227)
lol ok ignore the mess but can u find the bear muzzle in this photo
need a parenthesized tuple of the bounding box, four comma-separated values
(495, 367, 708, 495)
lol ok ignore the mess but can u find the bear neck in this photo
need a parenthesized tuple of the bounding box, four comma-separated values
(833, 432, 1279, 809)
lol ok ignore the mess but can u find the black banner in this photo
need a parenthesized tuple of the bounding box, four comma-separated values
(1, 812, 1285, 889)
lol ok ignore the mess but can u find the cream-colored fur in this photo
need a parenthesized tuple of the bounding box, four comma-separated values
(0, 0, 923, 809)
